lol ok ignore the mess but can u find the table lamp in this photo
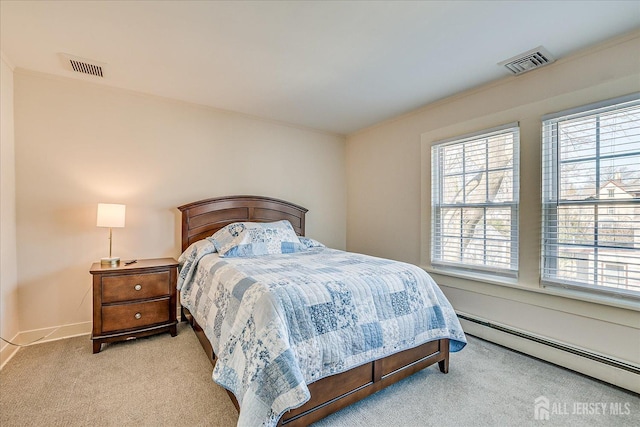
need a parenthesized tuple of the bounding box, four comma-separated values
(97, 203, 126, 267)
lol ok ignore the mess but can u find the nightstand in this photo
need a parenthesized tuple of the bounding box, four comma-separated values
(90, 258, 179, 353)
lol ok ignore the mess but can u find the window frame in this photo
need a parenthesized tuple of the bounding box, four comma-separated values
(541, 93, 640, 299)
(431, 123, 520, 278)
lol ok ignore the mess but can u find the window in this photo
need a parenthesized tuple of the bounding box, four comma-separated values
(431, 123, 519, 277)
(602, 262, 627, 288)
(542, 94, 640, 297)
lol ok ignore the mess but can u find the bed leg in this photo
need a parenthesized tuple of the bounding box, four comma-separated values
(438, 338, 449, 373)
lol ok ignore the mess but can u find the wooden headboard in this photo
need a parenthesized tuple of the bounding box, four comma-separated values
(177, 195, 308, 252)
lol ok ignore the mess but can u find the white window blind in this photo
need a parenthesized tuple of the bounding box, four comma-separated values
(431, 124, 519, 277)
(542, 94, 640, 298)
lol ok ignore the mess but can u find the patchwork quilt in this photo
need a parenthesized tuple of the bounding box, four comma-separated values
(178, 240, 466, 426)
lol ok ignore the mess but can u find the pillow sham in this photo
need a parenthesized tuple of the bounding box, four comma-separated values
(209, 220, 305, 258)
(298, 236, 326, 249)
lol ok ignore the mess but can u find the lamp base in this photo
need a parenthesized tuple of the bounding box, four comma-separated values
(100, 257, 120, 267)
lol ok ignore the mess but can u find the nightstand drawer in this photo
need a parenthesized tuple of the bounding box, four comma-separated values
(101, 299, 170, 333)
(102, 271, 170, 303)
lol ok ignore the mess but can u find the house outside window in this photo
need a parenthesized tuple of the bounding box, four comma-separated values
(602, 262, 627, 288)
(431, 123, 519, 277)
(541, 94, 640, 297)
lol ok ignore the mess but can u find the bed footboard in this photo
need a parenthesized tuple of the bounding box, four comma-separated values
(280, 337, 449, 426)
(182, 306, 449, 426)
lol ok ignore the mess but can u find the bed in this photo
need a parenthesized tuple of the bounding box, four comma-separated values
(177, 195, 466, 426)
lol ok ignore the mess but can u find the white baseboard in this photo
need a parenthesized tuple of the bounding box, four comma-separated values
(0, 321, 92, 370)
(458, 316, 639, 394)
(0, 332, 21, 370)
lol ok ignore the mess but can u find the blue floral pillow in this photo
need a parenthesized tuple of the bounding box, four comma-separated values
(209, 220, 305, 257)
(298, 237, 326, 249)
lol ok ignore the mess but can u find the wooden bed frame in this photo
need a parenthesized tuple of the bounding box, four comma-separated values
(178, 195, 450, 426)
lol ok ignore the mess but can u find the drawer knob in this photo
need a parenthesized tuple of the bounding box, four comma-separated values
(134, 284, 142, 291)
(134, 312, 142, 320)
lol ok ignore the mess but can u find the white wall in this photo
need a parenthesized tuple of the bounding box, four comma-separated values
(346, 31, 640, 390)
(1, 54, 20, 367)
(13, 71, 346, 338)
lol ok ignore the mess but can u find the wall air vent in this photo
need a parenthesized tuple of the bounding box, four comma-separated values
(498, 46, 555, 75)
(60, 53, 106, 77)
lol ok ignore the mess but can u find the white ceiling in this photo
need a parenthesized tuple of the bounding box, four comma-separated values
(1, 1, 639, 135)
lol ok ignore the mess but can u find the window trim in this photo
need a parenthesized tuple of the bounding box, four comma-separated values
(541, 92, 640, 300)
(431, 122, 520, 278)
(541, 92, 640, 122)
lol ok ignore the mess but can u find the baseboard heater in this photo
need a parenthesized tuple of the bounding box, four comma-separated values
(456, 312, 640, 375)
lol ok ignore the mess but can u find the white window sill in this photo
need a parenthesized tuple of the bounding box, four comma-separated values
(423, 265, 640, 312)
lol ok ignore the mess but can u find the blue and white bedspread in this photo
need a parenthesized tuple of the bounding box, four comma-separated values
(178, 240, 466, 426)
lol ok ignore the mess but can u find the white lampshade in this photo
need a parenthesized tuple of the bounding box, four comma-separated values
(97, 203, 126, 228)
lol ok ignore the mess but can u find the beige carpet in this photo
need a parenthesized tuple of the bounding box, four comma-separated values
(1, 322, 638, 426)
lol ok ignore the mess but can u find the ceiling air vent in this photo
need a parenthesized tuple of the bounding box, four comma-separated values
(498, 46, 555, 75)
(60, 53, 106, 78)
